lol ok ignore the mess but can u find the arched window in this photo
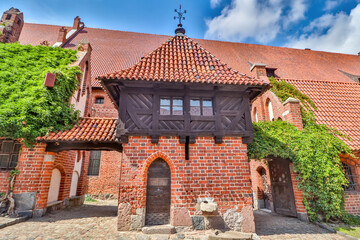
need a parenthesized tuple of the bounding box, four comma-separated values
(254, 107, 258, 123)
(267, 99, 274, 121)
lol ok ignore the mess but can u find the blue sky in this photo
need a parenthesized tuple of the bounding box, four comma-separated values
(1, 0, 360, 54)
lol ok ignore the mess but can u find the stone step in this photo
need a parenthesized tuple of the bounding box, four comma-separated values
(142, 225, 176, 234)
(208, 231, 254, 240)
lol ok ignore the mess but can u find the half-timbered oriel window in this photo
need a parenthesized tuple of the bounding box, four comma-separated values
(88, 151, 101, 176)
(160, 97, 183, 115)
(190, 98, 213, 116)
(343, 163, 356, 191)
(0, 140, 21, 170)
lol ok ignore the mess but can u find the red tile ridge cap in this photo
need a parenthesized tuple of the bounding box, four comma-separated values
(276, 78, 360, 85)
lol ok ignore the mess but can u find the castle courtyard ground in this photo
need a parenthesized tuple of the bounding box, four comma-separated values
(0, 200, 348, 240)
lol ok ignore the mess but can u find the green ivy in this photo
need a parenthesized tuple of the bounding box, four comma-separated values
(248, 78, 354, 222)
(0, 43, 81, 146)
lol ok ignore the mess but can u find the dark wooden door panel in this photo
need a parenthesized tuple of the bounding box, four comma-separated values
(269, 158, 297, 217)
(146, 158, 171, 225)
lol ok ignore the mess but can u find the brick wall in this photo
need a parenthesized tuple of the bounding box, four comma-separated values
(118, 135, 255, 232)
(252, 90, 303, 130)
(0, 143, 86, 214)
(86, 150, 121, 198)
(249, 160, 273, 210)
(342, 152, 360, 215)
(91, 89, 118, 118)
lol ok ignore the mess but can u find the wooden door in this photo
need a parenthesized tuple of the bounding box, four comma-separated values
(268, 158, 297, 217)
(145, 158, 171, 225)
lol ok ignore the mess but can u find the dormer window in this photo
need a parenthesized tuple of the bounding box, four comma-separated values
(190, 98, 213, 116)
(95, 97, 104, 104)
(266, 68, 277, 77)
(160, 97, 183, 115)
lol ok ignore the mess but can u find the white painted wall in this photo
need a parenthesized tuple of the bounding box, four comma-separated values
(47, 168, 61, 204)
(69, 151, 83, 197)
(70, 171, 79, 197)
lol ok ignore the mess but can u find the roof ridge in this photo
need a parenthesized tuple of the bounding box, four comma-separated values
(279, 78, 360, 85)
(81, 117, 117, 120)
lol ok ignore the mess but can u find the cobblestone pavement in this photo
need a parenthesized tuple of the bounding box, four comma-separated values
(0, 201, 349, 240)
(254, 210, 347, 240)
(0, 200, 210, 240)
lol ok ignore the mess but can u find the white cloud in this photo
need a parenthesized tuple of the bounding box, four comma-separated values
(324, 0, 341, 11)
(210, 0, 223, 8)
(287, 4, 360, 54)
(205, 0, 307, 43)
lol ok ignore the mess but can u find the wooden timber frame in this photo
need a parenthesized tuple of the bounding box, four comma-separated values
(102, 79, 268, 144)
(44, 141, 123, 152)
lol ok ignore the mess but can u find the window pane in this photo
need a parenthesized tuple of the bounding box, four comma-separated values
(88, 151, 101, 176)
(13, 143, 21, 153)
(9, 155, 18, 168)
(173, 107, 183, 115)
(160, 106, 171, 115)
(2, 142, 13, 153)
(160, 98, 170, 106)
(203, 99, 212, 107)
(190, 106, 201, 116)
(95, 97, 104, 104)
(173, 98, 183, 107)
(0, 155, 9, 168)
(202, 99, 213, 116)
(190, 99, 200, 107)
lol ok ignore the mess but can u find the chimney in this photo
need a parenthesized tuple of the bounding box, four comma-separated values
(57, 27, 67, 43)
(250, 63, 267, 79)
(77, 38, 92, 52)
(0, 7, 24, 43)
(73, 16, 81, 30)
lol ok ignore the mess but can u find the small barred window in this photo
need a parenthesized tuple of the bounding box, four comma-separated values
(343, 163, 356, 191)
(95, 97, 104, 104)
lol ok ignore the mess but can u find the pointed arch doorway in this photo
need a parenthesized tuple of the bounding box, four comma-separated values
(145, 158, 171, 225)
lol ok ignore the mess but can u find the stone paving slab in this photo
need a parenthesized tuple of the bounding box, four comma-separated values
(0, 201, 352, 240)
(0, 216, 28, 230)
(254, 210, 348, 240)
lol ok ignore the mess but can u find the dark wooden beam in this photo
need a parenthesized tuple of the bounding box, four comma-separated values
(45, 142, 123, 152)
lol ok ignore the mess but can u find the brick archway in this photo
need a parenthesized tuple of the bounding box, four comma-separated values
(142, 151, 176, 183)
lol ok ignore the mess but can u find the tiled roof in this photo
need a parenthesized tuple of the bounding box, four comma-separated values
(19, 23, 360, 88)
(98, 35, 267, 86)
(283, 79, 360, 150)
(37, 118, 118, 142)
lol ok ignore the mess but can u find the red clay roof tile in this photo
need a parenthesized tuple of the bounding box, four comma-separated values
(282, 79, 360, 150)
(37, 118, 117, 143)
(98, 35, 268, 86)
(19, 23, 360, 88)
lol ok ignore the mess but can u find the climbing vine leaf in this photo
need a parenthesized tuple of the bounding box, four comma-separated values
(0, 43, 81, 146)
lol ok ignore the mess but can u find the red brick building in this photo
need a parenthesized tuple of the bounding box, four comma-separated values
(1, 6, 360, 232)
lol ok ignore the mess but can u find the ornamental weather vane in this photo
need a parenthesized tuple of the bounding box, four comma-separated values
(174, 5, 186, 27)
